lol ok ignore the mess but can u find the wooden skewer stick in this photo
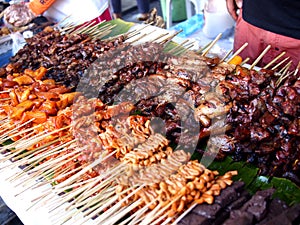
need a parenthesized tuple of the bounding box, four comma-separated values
(73, 190, 117, 222)
(46, 177, 97, 213)
(9, 137, 73, 174)
(226, 42, 249, 63)
(294, 61, 300, 75)
(27, 151, 82, 180)
(74, 192, 114, 220)
(92, 25, 117, 39)
(67, 182, 116, 211)
(220, 49, 233, 63)
(22, 139, 76, 167)
(150, 33, 170, 43)
(90, 185, 145, 224)
(151, 212, 169, 225)
(0, 90, 10, 94)
(201, 33, 223, 56)
(240, 57, 250, 66)
(128, 32, 150, 44)
(55, 14, 72, 27)
(56, 196, 102, 225)
(125, 24, 152, 39)
(53, 151, 121, 190)
(0, 131, 38, 163)
(14, 179, 48, 197)
(170, 202, 198, 225)
(7, 138, 65, 176)
(140, 195, 182, 225)
(88, 23, 112, 36)
(14, 135, 73, 163)
(174, 42, 195, 56)
(160, 29, 184, 45)
(78, 195, 119, 225)
(249, 44, 271, 70)
(13, 151, 82, 189)
(82, 21, 107, 35)
(6, 139, 74, 183)
(59, 21, 77, 32)
(276, 61, 292, 87)
(196, 39, 213, 54)
(278, 60, 292, 75)
(0, 117, 9, 124)
(14, 125, 70, 151)
(71, 20, 96, 34)
(263, 51, 286, 69)
(0, 124, 42, 148)
(54, 152, 116, 193)
(118, 199, 157, 225)
(167, 39, 189, 54)
(0, 118, 35, 143)
(271, 56, 290, 71)
(102, 200, 143, 225)
(68, 174, 117, 207)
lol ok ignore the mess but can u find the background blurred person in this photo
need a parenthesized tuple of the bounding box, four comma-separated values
(226, 0, 300, 71)
(111, 0, 150, 21)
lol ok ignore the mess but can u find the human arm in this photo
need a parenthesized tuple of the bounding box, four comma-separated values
(226, 0, 243, 20)
(3, 0, 57, 27)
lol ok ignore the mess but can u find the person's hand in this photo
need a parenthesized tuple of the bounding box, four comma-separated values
(3, 3, 36, 27)
(226, 0, 243, 20)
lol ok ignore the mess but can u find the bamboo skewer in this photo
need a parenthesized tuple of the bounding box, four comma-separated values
(160, 29, 183, 45)
(167, 39, 189, 54)
(293, 61, 300, 75)
(226, 42, 249, 63)
(0, 124, 42, 147)
(201, 33, 222, 56)
(271, 56, 290, 71)
(92, 24, 117, 39)
(241, 57, 250, 66)
(53, 151, 121, 190)
(55, 14, 72, 28)
(249, 44, 271, 70)
(12, 151, 82, 189)
(0, 118, 35, 144)
(71, 20, 96, 34)
(220, 49, 233, 63)
(150, 32, 170, 43)
(263, 51, 286, 69)
(125, 24, 152, 39)
(47, 178, 98, 213)
(278, 60, 292, 75)
(67, 182, 116, 212)
(171, 202, 198, 225)
(276, 61, 293, 87)
(174, 42, 195, 56)
(14, 135, 73, 163)
(127, 32, 150, 44)
(118, 200, 156, 225)
(5, 138, 75, 182)
(86, 185, 144, 225)
(102, 200, 143, 225)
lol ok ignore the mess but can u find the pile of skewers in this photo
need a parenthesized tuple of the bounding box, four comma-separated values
(0, 22, 299, 224)
(0, 64, 237, 224)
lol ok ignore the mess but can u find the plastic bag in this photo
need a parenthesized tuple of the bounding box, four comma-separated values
(10, 31, 26, 55)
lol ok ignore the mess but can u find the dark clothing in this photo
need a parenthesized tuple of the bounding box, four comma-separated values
(111, 0, 149, 14)
(242, 0, 300, 39)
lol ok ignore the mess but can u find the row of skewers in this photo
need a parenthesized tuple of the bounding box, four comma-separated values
(0, 64, 237, 224)
(0, 21, 299, 224)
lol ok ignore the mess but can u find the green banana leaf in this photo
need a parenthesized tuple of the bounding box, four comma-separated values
(196, 153, 300, 205)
